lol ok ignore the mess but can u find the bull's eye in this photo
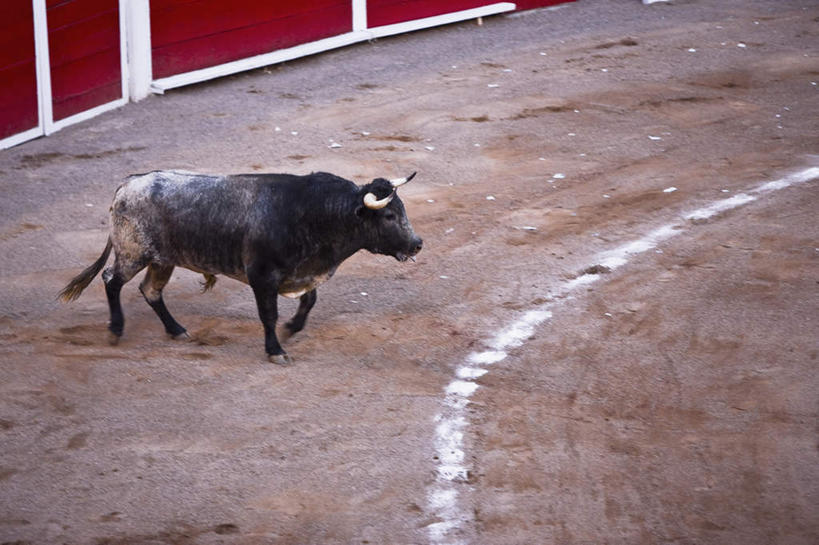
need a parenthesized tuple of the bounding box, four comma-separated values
(383, 211, 397, 222)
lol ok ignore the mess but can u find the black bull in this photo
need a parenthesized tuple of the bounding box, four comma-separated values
(59, 170, 423, 364)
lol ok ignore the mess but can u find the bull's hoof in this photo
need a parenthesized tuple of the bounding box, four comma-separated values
(107, 331, 121, 346)
(170, 331, 191, 341)
(267, 353, 293, 366)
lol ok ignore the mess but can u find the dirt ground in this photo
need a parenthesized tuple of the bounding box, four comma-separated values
(1, 0, 818, 543)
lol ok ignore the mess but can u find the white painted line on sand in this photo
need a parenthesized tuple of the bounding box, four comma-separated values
(683, 193, 756, 221)
(456, 366, 489, 380)
(490, 309, 552, 351)
(425, 166, 819, 545)
(466, 350, 507, 365)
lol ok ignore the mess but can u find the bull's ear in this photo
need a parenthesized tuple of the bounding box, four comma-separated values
(354, 188, 368, 219)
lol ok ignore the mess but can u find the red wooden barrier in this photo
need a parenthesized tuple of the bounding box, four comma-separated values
(46, 0, 122, 121)
(1, 0, 572, 148)
(0, 1, 39, 141)
(515, 0, 570, 9)
(150, 0, 352, 79)
(368, 0, 506, 28)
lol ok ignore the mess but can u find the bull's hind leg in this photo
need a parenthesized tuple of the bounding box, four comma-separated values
(102, 256, 148, 345)
(139, 264, 188, 340)
(280, 289, 317, 342)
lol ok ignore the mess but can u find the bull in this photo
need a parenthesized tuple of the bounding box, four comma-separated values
(58, 170, 423, 364)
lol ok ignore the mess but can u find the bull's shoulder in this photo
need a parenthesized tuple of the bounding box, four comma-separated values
(263, 171, 359, 195)
(227, 172, 359, 203)
(306, 171, 358, 191)
(228, 171, 350, 186)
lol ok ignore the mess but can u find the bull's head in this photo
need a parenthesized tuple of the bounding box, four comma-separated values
(362, 172, 416, 209)
(357, 172, 423, 262)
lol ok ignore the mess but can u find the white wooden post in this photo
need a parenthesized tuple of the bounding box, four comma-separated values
(31, 0, 53, 134)
(125, 0, 152, 101)
(352, 0, 367, 32)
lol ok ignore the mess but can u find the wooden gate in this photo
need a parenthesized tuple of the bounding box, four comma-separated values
(0, 0, 127, 149)
(2, 0, 571, 149)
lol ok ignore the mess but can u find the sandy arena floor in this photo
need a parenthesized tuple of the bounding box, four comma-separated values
(1, 1, 818, 543)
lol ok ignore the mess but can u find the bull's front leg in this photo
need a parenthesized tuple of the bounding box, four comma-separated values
(248, 266, 292, 365)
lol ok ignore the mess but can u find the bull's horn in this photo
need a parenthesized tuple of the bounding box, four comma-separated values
(363, 191, 394, 210)
(390, 171, 417, 188)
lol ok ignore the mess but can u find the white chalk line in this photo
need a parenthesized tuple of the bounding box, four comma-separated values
(424, 167, 819, 545)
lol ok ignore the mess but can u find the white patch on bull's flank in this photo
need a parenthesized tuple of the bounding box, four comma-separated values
(118, 173, 156, 201)
(125, 170, 197, 192)
(425, 167, 819, 544)
(119, 171, 210, 208)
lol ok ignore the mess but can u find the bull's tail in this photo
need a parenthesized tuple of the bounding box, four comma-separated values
(58, 237, 113, 302)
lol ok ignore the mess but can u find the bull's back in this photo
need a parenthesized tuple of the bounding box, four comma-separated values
(112, 171, 259, 275)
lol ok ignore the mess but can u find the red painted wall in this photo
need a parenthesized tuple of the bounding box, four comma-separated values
(368, 0, 495, 28)
(47, 0, 122, 121)
(150, 0, 352, 79)
(0, 1, 39, 140)
(515, 0, 573, 9)
(368, 0, 573, 28)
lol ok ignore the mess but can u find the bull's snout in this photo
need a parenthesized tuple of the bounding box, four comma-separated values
(396, 236, 423, 262)
(411, 237, 423, 256)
